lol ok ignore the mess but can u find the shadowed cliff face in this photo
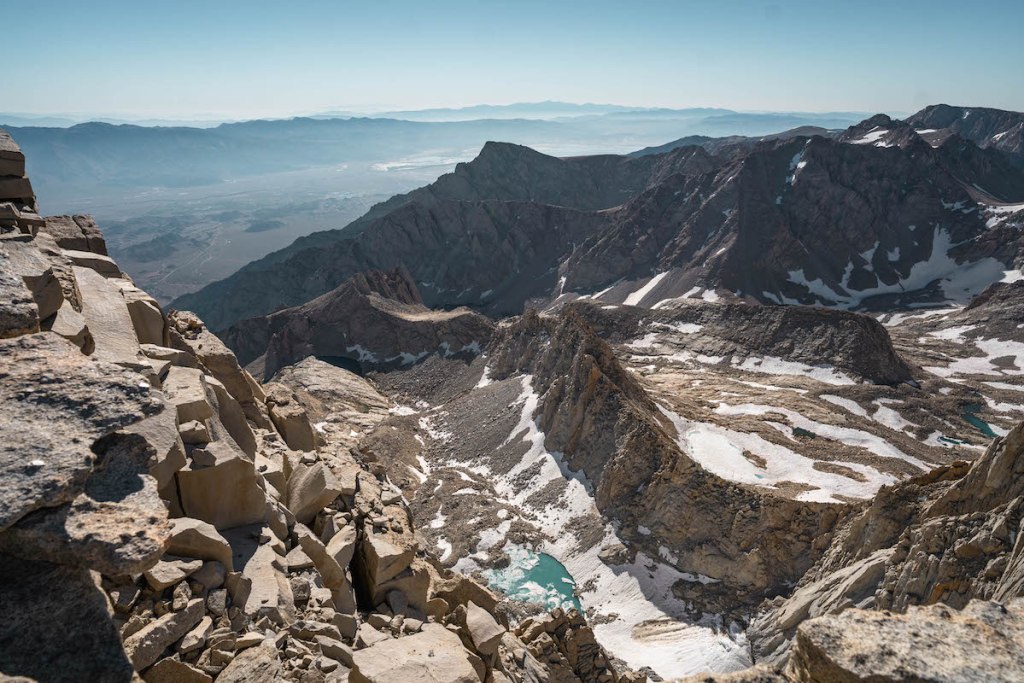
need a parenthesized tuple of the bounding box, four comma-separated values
(174, 111, 1024, 332)
(906, 104, 1024, 163)
(223, 267, 495, 379)
(171, 141, 725, 331)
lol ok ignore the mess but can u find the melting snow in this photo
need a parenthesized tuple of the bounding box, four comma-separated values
(871, 399, 918, 434)
(624, 272, 669, 306)
(464, 377, 752, 677)
(658, 405, 897, 503)
(787, 227, 1008, 307)
(820, 394, 868, 417)
(712, 402, 930, 470)
(732, 356, 857, 386)
(475, 364, 494, 388)
(849, 127, 889, 145)
(924, 338, 1024, 378)
(579, 281, 620, 302)
(927, 325, 977, 342)
(984, 381, 1024, 393)
(389, 404, 418, 416)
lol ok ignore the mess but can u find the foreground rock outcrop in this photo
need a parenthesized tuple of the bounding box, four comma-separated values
(684, 598, 1024, 683)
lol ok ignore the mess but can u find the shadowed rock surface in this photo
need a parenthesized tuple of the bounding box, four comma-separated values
(223, 267, 494, 378)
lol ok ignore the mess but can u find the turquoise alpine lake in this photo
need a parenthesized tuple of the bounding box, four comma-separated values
(482, 545, 581, 611)
(963, 403, 998, 438)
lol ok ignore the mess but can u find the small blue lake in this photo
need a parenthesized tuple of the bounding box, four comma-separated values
(963, 403, 998, 438)
(482, 545, 581, 611)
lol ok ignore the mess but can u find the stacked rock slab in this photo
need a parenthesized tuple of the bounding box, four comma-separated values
(0, 129, 43, 233)
(0, 129, 642, 683)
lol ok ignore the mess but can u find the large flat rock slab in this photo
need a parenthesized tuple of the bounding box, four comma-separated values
(350, 623, 481, 683)
(0, 333, 162, 531)
(789, 599, 1024, 682)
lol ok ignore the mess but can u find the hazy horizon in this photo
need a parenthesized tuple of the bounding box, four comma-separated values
(0, 100, 892, 128)
(7, 0, 1023, 122)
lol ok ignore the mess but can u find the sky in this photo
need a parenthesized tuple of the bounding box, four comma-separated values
(7, 0, 1024, 120)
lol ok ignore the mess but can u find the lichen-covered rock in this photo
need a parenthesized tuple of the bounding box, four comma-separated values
(788, 599, 1024, 682)
(0, 432, 170, 574)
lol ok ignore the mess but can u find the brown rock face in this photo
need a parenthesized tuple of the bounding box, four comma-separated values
(37, 215, 109, 255)
(0, 128, 43, 233)
(0, 251, 40, 338)
(224, 267, 495, 377)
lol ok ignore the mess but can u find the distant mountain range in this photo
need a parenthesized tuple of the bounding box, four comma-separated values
(2, 101, 875, 127)
(171, 104, 1024, 334)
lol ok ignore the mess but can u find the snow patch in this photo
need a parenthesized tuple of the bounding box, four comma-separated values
(732, 355, 857, 386)
(659, 405, 897, 503)
(787, 227, 1008, 307)
(624, 272, 669, 306)
(820, 394, 868, 418)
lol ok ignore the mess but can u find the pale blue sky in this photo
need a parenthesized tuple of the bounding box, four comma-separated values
(8, 0, 1024, 119)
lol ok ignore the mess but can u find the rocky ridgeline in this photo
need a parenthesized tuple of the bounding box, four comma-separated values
(563, 300, 914, 385)
(174, 108, 1024, 331)
(485, 307, 841, 611)
(224, 267, 494, 379)
(748, 420, 1024, 663)
(0, 131, 641, 683)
